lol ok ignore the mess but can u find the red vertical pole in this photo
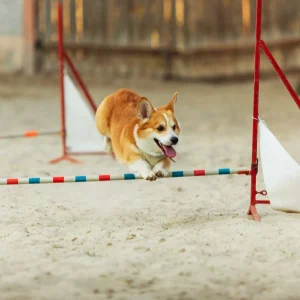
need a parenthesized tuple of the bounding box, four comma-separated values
(58, 2, 66, 156)
(57, 2, 67, 155)
(248, 0, 263, 221)
(49, 2, 79, 164)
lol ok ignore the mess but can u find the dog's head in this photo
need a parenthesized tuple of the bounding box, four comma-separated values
(134, 92, 180, 158)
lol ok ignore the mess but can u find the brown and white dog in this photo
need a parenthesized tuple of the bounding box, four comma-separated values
(95, 88, 180, 181)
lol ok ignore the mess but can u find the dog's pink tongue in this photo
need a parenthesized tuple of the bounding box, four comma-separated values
(162, 145, 177, 158)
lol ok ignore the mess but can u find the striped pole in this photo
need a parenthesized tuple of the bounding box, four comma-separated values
(1, 168, 250, 186)
(0, 130, 61, 140)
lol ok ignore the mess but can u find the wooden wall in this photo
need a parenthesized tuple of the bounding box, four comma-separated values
(34, 0, 300, 80)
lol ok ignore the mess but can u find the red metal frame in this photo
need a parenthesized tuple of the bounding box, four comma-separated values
(64, 52, 97, 112)
(50, 2, 107, 164)
(51, 1, 300, 220)
(49, 2, 79, 164)
(248, 0, 300, 221)
(260, 41, 300, 109)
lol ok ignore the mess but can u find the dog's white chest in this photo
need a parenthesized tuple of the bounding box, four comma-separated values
(139, 151, 165, 168)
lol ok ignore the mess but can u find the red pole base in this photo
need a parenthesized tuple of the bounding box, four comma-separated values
(247, 200, 271, 221)
(247, 205, 261, 222)
(49, 154, 80, 164)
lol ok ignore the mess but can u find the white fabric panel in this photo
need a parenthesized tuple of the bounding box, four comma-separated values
(64, 73, 105, 153)
(259, 120, 300, 212)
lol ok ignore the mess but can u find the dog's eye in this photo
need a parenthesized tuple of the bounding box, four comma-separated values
(172, 125, 176, 130)
(157, 126, 165, 132)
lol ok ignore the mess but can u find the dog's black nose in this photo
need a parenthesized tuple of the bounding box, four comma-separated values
(171, 136, 178, 145)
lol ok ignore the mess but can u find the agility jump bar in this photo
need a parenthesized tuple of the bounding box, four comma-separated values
(1, 168, 250, 186)
(0, 130, 61, 140)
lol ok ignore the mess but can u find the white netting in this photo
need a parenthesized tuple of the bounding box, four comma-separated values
(64, 73, 105, 153)
(259, 119, 300, 212)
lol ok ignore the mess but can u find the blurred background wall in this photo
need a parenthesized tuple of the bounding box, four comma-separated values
(0, 0, 24, 73)
(3, 0, 300, 81)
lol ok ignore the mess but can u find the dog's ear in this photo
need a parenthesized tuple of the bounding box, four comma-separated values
(137, 97, 154, 120)
(164, 92, 178, 112)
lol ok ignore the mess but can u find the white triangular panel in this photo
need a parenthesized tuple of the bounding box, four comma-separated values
(259, 120, 300, 212)
(64, 73, 105, 153)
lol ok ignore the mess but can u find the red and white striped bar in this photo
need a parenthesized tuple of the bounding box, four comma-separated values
(0, 130, 61, 140)
(0, 168, 250, 186)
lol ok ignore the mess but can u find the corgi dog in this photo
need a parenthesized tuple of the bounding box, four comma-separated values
(95, 88, 180, 181)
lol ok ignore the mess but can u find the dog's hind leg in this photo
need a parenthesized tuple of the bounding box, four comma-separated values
(104, 136, 113, 154)
(95, 97, 111, 137)
(95, 98, 115, 155)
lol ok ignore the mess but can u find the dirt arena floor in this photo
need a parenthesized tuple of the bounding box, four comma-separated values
(1, 73, 300, 300)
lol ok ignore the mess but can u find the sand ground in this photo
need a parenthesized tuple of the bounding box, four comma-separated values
(1, 74, 300, 300)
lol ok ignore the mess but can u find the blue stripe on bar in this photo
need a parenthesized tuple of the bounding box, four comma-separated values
(29, 178, 40, 184)
(124, 173, 135, 180)
(172, 171, 184, 177)
(219, 168, 230, 175)
(75, 176, 86, 182)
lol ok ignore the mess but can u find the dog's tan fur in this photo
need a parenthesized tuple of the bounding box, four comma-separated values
(95, 88, 180, 181)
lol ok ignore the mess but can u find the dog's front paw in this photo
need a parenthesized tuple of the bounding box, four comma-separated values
(153, 167, 169, 178)
(154, 170, 165, 178)
(142, 171, 157, 182)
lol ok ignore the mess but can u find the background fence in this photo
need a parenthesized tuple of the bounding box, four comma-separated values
(35, 0, 300, 80)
